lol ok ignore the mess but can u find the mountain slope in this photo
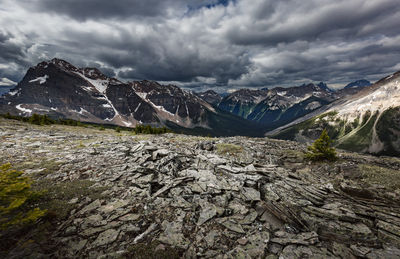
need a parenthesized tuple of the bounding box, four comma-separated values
(270, 71, 400, 155)
(0, 58, 259, 136)
(218, 83, 336, 130)
(195, 90, 222, 106)
(344, 79, 371, 89)
(0, 58, 158, 126)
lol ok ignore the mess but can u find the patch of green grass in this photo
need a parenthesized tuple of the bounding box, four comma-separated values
(337, 112, 378, 151)
(376, 107, 400, 156)
(32, 179, 108, 220)
(13, 159, 64, 177)
(359, 164, 400, 191)
(283, 149, 305, 160)
(272, 111, 341, 140)
(76, 141, 86, 149)
(216, 143, 243, 156)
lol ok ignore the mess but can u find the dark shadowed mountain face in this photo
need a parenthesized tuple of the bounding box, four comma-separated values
(0, 59, 157, 126)
(0, 58, 262, 135)
(317, 82, 333, 92)
(130, 80, 211, 127)
(195, 90, 222, 106)
(344, 79, 371, 89)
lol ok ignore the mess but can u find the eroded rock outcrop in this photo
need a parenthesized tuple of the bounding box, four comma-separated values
(1, 117, 400, 258)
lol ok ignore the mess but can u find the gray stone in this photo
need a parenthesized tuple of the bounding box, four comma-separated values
(80, 221, 123, 237)
(241, 231, 270, 257)
(66, 239, 87, 256)
(270, 231, 319, 246)
(240, 210, 258, 225)
(78, 199, 102, 215)
(91, 229, 120, 248)
(197, 203, 217, 225)
(119, 214, 140, 221)
(221, 220, 245, 234)
(81, 214, 105, 229)
(119, 224, 140, 233)
(204, 230, 219, 247)
(99, 200, 129, 214)
(158, 221, 189, 249)
(65, 226, 77, 236)
(241, 187, 261, 201)
(68, 198, 79, 204)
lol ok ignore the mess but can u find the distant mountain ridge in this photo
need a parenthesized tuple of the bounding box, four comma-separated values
(344, 79, 371, 89)
(269, 72, 400, 156)
(217, 82, 343, 130)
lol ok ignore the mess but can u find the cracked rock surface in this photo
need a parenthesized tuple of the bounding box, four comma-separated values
(1, 117, 400, 258)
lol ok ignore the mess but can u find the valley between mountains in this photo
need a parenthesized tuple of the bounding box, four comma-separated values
(1, 117, 400, 258)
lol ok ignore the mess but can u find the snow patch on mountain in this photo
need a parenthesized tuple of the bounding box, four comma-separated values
(16, 104, 32, 113)
(136, 92, 148, 100)
(29, 75, 49, 84)
(277, 91, 287, 97)
(135, 91, 176, 117)
(8, 90, 19, 96)
(122, 121, 132, 127)
(305, 101, 322, 110)
(74, 71, 111, 94)
(134, 103, 141, 113)
(332, 80, 400, 121)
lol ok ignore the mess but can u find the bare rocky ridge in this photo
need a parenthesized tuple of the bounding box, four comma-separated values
(1, 117, 400, 258)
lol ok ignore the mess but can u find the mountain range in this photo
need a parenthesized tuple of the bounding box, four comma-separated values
(0, 59, 261, 136)
(269, 72, 400, 156)
(1, 58, 398, 155)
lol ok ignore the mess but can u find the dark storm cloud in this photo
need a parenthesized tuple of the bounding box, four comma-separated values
(0, 31, 27, 64)
(113, 48, 250, 84)
(226, 1, 400, 46)
(22, 0, 229, 20)
(1, 0, 400, 90)
(25, 0, 172, 20)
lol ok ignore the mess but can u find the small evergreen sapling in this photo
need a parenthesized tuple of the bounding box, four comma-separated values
(305, 129, 337, 161)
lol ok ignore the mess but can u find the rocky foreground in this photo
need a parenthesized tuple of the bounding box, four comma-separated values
(1, 118, 400, 258)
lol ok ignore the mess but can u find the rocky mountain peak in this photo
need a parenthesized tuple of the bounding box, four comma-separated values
(344, 79, 371, 89)
(80, 67, 108, 80)
(196, 90, 222, 106)
(375, 70, 400, 86)
(317, 82, 333, 92)
(48, 58, 79, 72)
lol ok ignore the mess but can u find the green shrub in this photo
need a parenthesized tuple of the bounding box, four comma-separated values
(133, 124, 171, 134)
(28, 114, 41, 125)
(115, 126, 121, 133)
(0, 163, 46, 229)
(305, 129, 337, 161)
(216, 143, 243, 156)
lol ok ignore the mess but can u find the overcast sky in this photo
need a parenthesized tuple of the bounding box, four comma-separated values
(1, 0, 400, 91)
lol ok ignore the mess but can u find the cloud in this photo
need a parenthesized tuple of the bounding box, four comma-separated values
(21, 0, 232, 20)
(0, 77, 17, 87)
(0, 0, 399, 91)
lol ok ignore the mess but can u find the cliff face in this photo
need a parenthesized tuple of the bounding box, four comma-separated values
(1, 117, 400, 258)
